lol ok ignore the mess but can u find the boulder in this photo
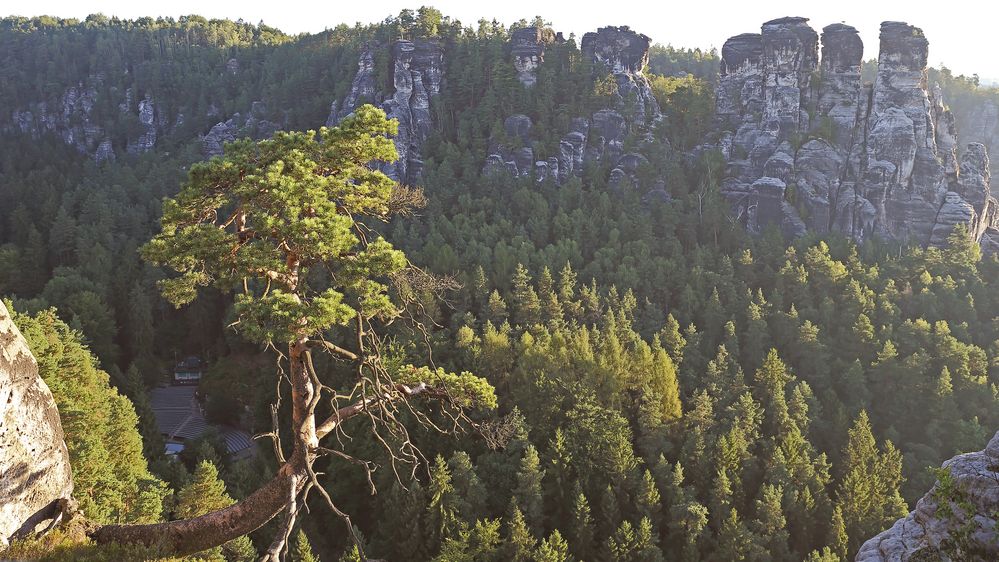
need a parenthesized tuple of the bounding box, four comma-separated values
(504, 114, 533, 144)
(857, 430, 999, 561)
(1, 302, 73, 545)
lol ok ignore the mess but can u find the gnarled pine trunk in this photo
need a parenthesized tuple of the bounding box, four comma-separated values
(91, 338, 317, 557)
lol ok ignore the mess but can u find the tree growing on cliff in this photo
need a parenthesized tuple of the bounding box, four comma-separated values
(91, 105, 496, 559)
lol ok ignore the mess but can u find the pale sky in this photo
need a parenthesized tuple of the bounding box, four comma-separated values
(8, 1, 997, 80)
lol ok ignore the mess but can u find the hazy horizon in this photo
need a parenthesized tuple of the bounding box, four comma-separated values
(8, 0, 998, 82)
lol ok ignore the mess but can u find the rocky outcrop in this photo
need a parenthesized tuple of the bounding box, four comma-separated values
(511, 27, 555, 88)
(202, 101, 282, 158)
(382, 39, 444, 183)
(5, 78, 181, 162)
(483, 105, 655, 190)
(482, 115, 538, 178)
(716, 18, 999, 246)
(857, 430, 999, 561)
(582, 26, 661, 125)
(126, 94, 158, 154)
(482, 25, 667, 201)
(958, 99, 999, 177)
(1, 301, 73, 546)
(717, 33, 764, 128)
(329, 39, 444, 185)
(331, 43, 379, 125)
(8, 82, 109, 162)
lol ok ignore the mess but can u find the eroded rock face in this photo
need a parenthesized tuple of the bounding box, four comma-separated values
(818, 24, 864, 148)
(126, 94, 158, 154)
(330, 39, 444, 184)
(5, 79, 173, 161)
(717, 33, 764, 128)
(483, 25, 666, 199)
(716, 18, 998, 248)
(383, 39, 443, 183)
(957, 98, 999, 177)
(760, 17, 818, 143)
(201, 101, 282, 158)
(0, 301, 73, 545)
(582, 26, 661, 125)
(335, 43, 378, 122)
(511, 27, 554, 88)
(857, 430, 999, 561)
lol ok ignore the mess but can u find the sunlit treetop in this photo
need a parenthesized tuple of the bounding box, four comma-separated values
(142, 104, 412, 343)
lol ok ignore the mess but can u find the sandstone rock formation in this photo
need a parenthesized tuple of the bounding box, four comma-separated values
(715, 18, 999, 247)
(857, 429, 999, 561)
(126, 94, 158, 154)
(202, 100, 282, 158)
(582, 26, 661, 125)
(0, 301, 73, 546)
(5, 78, 177, 162)
(329, 38, 444, 185)
(511, 27, 555, 88)
(483, 25, 665, 200)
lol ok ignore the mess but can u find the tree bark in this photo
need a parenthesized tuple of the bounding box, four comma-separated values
(90, 452, 309, 555)
(91, 338, 318, 557)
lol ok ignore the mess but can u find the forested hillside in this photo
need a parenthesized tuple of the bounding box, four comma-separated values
(3, 8, 999, 562)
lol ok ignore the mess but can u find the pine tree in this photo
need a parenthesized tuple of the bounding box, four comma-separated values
(835, 411, 907, 557)
(635, 469, 662, 530)
(709, 467, 732, 530)
(828, 505, 848, 561)
(712, 509, 763, 562)
(534, 530, 571, 562)
(754, 348, 793, 436)
(568, 487, 595, 560)
(752, 483, 791, 561)
(48, 203, 78, 264)
(449, 451, 488, 523)
(126, 281, 155, 369)
(558, 262, 581, 320)
(487, 290, 510, 325)
(291, 529, 317, 562)
(651, 339, 683, 421)
(659, 313, 687, 367)
(606, 520, 637, 562)
(538, 266, 555, 299)
(427, 455, 462, 552)
(471, 264, 490, 308)
(633, 517, 665, 562)
(513, 444, 546, 535)
(546, 429, 574, 525)
(504, 502, 537, 562)
(434, 519, 502, 562)
(175, 461, 255, 560)
(599, 485, 622, 542)
(511, 263, 542, 327)
(374, 480, 426, 560)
